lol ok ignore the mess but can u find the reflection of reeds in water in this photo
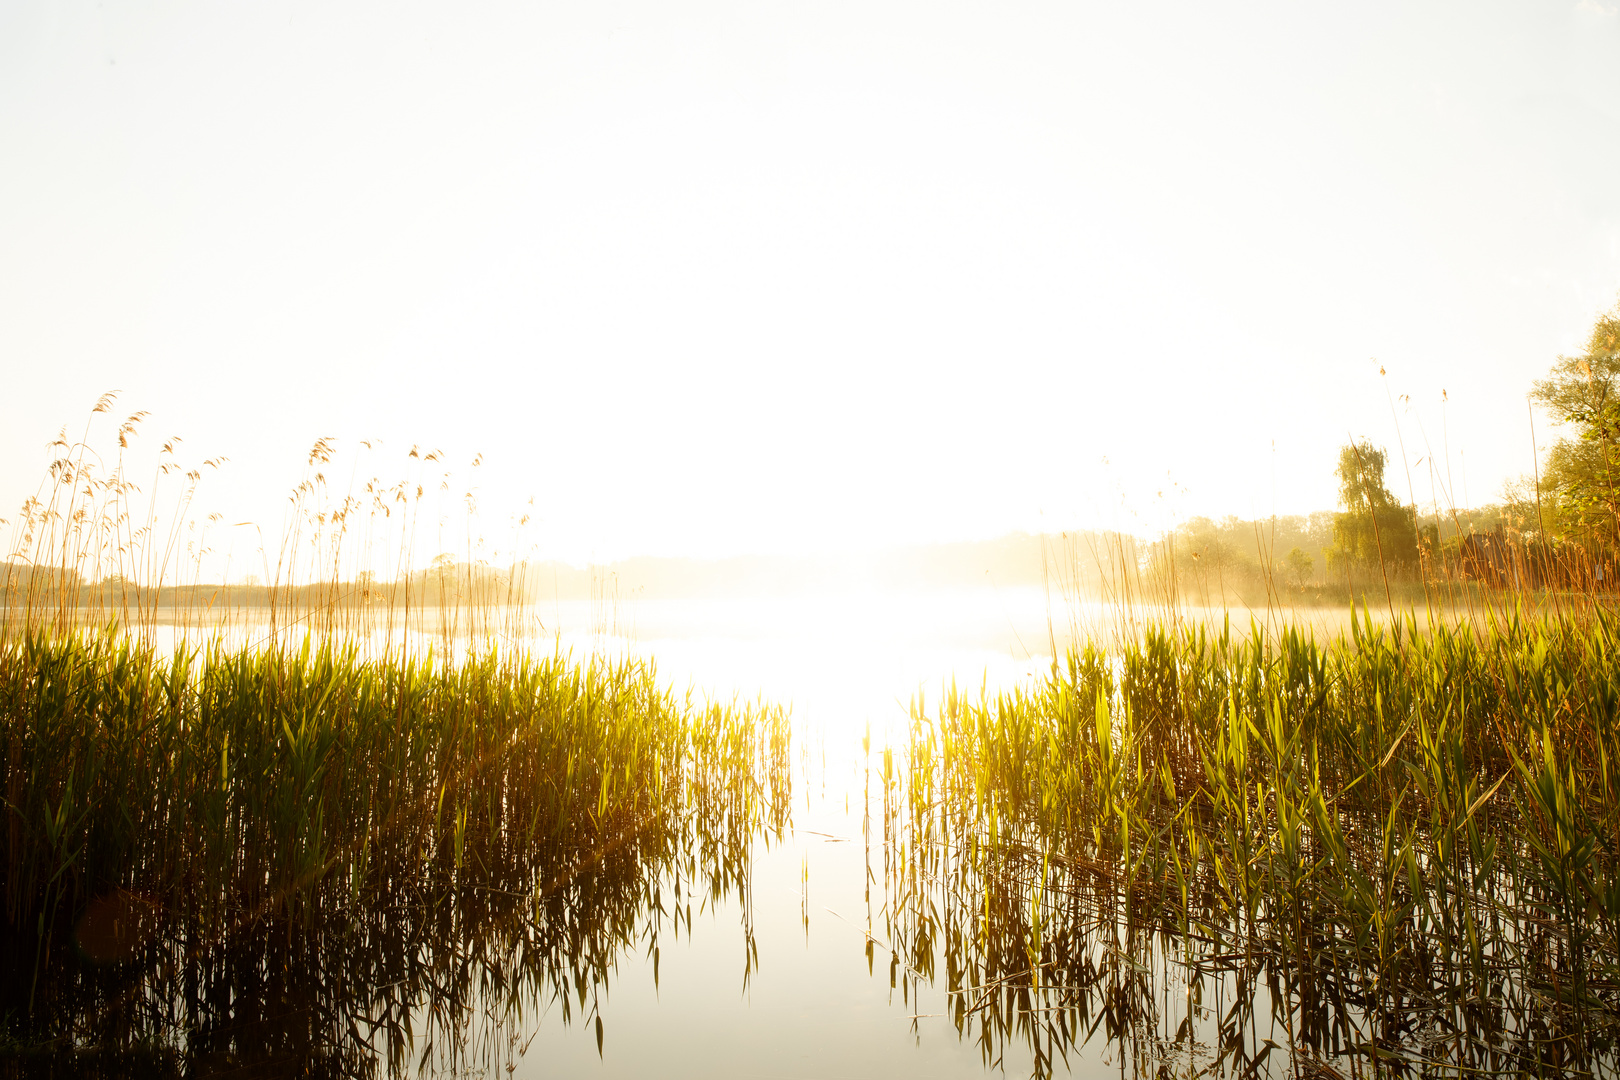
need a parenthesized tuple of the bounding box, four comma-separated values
(889, 608, 1620, 1077)
(0, 630, 790, 1075)
(0, 404, 793, 1075)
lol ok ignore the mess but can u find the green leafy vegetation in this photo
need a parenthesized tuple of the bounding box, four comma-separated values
(8, 381, 1620, 1078)
(1327, 440, 1420, 573)
(1534, 296, 1620, 545)
(891, 604, 1620, 1076)
(0, 629, 790, 1074)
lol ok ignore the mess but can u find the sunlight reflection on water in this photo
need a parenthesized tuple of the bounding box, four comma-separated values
(533, 586, 1371, 753)
(509, 589, 1364, 1078)
(139, 585, 1374, 761)
(124, 587, 1378, 1077)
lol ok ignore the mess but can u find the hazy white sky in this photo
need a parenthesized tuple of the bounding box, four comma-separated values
(2, 0, 1618, 566)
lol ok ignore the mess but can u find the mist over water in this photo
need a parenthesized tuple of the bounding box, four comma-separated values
(12, 584, 1615, 1077)
(5, 0, 1620, 1072)
(478, 590, 1374, 1078)
(132, 585, 1392, 751)
(534, 587, 1380, 746)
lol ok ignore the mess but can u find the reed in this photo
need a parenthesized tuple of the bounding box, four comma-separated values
(890, 604, 1620, 1077)
(0, 626, 789, 1073)
(0, 401, 802, 1077)
(15, 396, 1620, 1076)
(0, 399, 550, 650)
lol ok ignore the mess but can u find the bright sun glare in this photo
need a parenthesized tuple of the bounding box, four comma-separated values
(2, 0, 1617, 568)
(7, 8, 1620, 1078)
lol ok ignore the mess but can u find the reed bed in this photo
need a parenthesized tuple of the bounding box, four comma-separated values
(13, 399, 1620, 1077)
(0, 627, 791, 1076)
(888, 605, 1620, 1078)
(0, 403, 800, 1075)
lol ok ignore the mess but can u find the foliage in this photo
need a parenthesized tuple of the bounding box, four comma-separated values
(1285, 545, 1312, 586)
(1153, 513, 1335, 594)
(897, 606, 1620, 1076)
(1327, 440, 1419, 572)
(0, 629, 790, 1073)
(1532, 295, 1620, 543)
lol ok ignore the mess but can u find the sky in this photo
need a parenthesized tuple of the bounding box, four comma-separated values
(2, 0, 1618, 571)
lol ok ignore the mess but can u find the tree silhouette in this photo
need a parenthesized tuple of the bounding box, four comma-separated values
(1328, 440, 1418, 572)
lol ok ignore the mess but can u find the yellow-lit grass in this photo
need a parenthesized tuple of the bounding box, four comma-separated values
(893, 606, 1620, 1076)
(0, 628, 789, 1072)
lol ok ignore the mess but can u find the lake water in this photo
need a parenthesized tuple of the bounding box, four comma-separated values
(55, 588, 1401, 1077)
(532, 586, 1372, 742)
(512, 760, 1298, 1079)
(425, 587, 1356, 1077)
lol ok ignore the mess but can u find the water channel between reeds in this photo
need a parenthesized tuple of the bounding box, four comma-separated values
(7, 587, 1617, 1078)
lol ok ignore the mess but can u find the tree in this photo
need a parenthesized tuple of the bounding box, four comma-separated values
(429, 553, 459, 600)
(1179, 516, 1239, 573)
(1327, 440, 1418, 572)
(1531, 295, 1620, 543)
(1286, 546, 1313, 588)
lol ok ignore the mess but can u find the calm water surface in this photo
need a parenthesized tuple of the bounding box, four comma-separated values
(443, 588, 1338, 1077)
(115, 588, 1378, 1076)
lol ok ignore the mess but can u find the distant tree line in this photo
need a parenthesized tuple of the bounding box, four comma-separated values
(10, 295, 1620, 614)
(1150, 294, 1620, 598)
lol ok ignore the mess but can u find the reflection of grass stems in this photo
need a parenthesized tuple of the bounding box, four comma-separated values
(1, 628, 791, 1070)
(896, 605, 1620, 1076)
(0, 400, 794, 1072)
